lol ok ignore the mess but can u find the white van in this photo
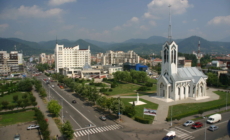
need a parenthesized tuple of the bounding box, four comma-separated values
(207, 114, 221, 124)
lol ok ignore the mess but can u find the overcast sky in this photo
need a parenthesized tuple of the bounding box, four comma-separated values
(0, 0, 229, 43)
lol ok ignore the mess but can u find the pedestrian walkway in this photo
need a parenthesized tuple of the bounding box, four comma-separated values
(164, 127, 195, 140)
(32, 90, 63, 140)
(74, 124, 123, 138)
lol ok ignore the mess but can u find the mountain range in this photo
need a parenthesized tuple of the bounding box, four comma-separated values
(0, 36, 230, 56)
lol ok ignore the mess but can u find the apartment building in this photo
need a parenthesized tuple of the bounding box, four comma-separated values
(40, 53, 55, 64)
(0, 51, 23, 75)
(55, 44, 91, 73)
(101, 50, 139, 65)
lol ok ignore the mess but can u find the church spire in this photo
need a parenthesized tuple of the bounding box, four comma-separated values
(168, 5, 172, 42)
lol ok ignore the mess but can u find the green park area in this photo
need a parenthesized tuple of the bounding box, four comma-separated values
(0, 110, 35, 126)
(0, 92, 30, 106)
(168, 91, 230, 120)
(122, 98, 158, 124)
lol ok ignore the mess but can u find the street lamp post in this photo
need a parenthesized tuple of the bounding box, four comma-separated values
(171, 105, 173, 127)
(226, 92, 228, 111)
(62, 99, 64, 123)
(203, 117, 207, 140)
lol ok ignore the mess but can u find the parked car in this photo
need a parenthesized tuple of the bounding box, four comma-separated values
(191, 122, 203, 129)
(208, 125, 219, 131)
(72, 100, 76, 104)
(163, 131, 176, 140)
(100, 115, 106, 121)
(207, 114, 221, 124)
(51, 85, 54, 88)
(14, 134, 20, 140)
(27, 125, 39, 130)
(183, 120, 194, 126)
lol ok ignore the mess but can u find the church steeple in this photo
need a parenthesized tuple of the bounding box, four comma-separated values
(161, 5, 178, 75)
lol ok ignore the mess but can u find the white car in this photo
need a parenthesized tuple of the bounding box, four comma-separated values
(183, 120, 194, 126)
(27, 125, 39, 130)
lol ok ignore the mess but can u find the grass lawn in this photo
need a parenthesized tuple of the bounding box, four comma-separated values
(121, 98, 158, 124)
(0, 110, 35, 126)
(0, 92, 31, 106)
(121, 84, 157, 96)
(168, 91, 230, 118)
(105, 83, 141, 96)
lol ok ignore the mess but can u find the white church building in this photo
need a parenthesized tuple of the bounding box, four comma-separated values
(157, 41, 208, 101)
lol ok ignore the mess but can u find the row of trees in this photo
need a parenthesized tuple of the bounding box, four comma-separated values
(36, 63, 55, 72)
(113, 70, 148, 84)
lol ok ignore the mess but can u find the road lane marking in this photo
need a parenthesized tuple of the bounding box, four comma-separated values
(51, 88, 95, 126)
(175, 126, 192, 133)
(70, 115, 82, 128)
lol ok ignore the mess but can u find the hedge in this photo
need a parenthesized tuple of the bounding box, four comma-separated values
(165, 103, 230, 121)
(0, 108, 34, 115)
(134, 116, 150, 124)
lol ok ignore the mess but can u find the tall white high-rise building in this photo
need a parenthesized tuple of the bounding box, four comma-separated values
(55, 44, 91, 73)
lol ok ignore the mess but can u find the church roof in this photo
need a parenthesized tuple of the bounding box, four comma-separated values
(172, 67, 207, 83)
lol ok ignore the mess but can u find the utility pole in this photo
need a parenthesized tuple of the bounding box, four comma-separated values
(226, 92, 228, 110)
(62, 99, 64, 123)
(171, 105, 173, 126)
(119, 97, 121, 122)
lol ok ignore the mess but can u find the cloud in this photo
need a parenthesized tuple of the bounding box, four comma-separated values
(130, 17, 139, 23)
(113, 26, 122, 31)
(208, 15, 230, 25)
(123, 17, 139, 27)
(0, 5, 63, 19)
(144, 0, 193, 19)
(140, 25, 148, 30)
(0, 24, 9, 32)
(49, 0, 76, 6)
(149, 21, 157, 26)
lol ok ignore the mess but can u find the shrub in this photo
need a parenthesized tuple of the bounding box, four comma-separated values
(124, 105, 136, 117)
(109, 89, 113, 92)
(137, 86, 148, 91)
(134, 116, 150, 124)
(145, 82, 153, 87)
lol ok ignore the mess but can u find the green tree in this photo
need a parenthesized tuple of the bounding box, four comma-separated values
(61, 121, 74, 140)
(13, 95, 19, 103)
(1, 101, 9, 109)
(125, 105, 136, 117)
(47, 100, 62, 117)
(111, 97, 125, 116)
(17, 78, 33, 91)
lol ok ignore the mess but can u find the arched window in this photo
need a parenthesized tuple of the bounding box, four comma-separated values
(184, 86, 186, 95)
(160, 83, 164, 88)
(173, 50, 176, 63)
(178, 87, 180, 95)
(164, 49, 166, 63)
(171, 50, 173, 63)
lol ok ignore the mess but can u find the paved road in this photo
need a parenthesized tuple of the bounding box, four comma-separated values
(38, 75, 134, 140)
(163, 112, 230, 140)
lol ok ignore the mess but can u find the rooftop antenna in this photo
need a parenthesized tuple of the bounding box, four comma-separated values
(168, 5, 172, 42)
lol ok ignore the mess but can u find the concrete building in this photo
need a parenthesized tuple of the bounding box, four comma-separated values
(55, 44, 91, 73)
(101, 50, 139, 65)
(178, 57, 192, 68)
(157, 41, 208, 101)
(103, 65, 123, 75)
(0, 51, 24, 75)
(40, 53, 55, 65)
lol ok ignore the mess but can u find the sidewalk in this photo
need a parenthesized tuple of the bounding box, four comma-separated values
(32, 90, 63, 140)
(114, 87, 229, 129)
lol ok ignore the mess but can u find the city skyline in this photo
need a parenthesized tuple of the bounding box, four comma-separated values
(0, 0, 229, 43)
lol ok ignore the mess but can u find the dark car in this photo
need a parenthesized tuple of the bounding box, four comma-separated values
(162, 136, 175, 140)
(72, 100, 76, 104)
(100, 116, 106, 121)
(191, 122, 203, 129)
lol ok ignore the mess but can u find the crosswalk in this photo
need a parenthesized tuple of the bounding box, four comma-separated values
(164, 127, 195, 140)
(74, 124, 123, 137)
